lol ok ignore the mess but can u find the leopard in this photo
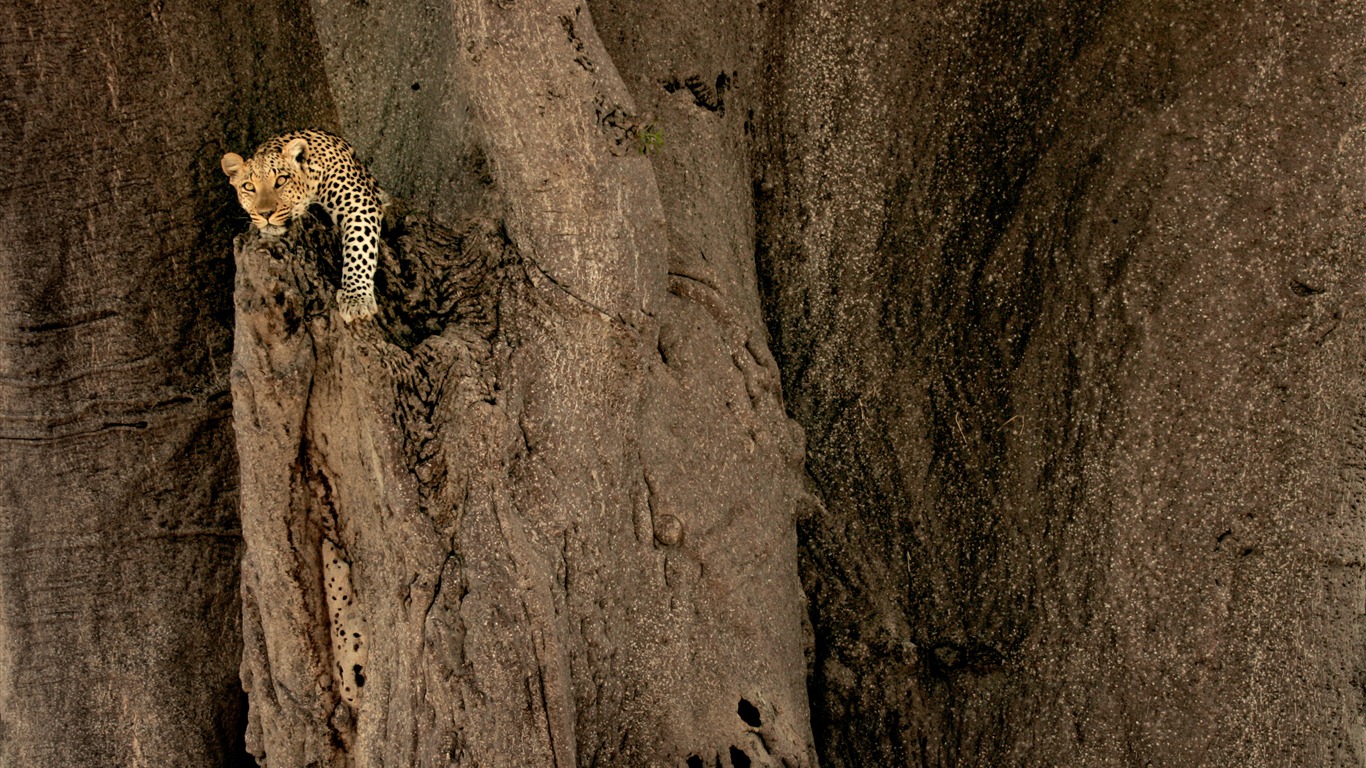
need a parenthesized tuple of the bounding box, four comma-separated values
(322, 538, 367, 708)
(221, 129, 385, 322)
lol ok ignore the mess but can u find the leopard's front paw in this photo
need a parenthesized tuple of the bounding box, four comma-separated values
(338, 291, 378, 323)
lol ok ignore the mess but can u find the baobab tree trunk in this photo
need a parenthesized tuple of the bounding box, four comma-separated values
(0, 0, 333, 765)
(755, 0, 1366, 765)
(6, 0, 1366, 766)
(231, 1, 815, 766)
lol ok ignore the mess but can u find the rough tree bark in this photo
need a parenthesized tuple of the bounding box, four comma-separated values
(6, 0, 1366, 766)
(232, 1, 814, 766)
(756, 0, 1366, 765)
(0, 0, 333, 765)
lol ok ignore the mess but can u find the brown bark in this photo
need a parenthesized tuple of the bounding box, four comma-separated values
(756, 0, 1366, 765)
(0, 0, 333, 765)
(232, 2, 814, 766)
(7, 0, 1366, 765)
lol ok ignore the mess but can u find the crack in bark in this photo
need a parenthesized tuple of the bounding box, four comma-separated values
(523, 256, 635, 329)
(233, 201, 511, 764)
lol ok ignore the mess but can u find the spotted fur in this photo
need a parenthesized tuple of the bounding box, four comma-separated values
(222, 129, 384, 322)
(322, 538, 367, 708)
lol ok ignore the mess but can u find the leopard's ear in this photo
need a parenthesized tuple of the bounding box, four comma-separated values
(283, 137, 308, 168)
(221, 152, 245, 180)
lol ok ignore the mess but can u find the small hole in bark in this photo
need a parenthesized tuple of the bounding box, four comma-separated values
(353, 665, 366, 687)
(737, 698, 761, 727)
(1291, 279, 1325, 297)
(686, 756, 703, 768)
(729, 746, 750, 768)
(411, 82, 421, 91)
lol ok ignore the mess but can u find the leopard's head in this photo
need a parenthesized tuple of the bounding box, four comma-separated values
(221, 137, 311, 235)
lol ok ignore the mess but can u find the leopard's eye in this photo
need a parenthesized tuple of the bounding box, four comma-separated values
(275, 174, 290, 188)
(243, 182, 256, 193)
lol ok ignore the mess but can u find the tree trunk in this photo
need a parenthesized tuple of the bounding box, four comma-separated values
(232, 2, 814, 766)
(0, 0, 333, 765)
(6, 0, 1366, 766)
(756, 0, 1366, 765)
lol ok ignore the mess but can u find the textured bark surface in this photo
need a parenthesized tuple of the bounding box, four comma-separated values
(233, 3, 814, 766)
(7, 0, 1366, 765)
(755, 0, 1366, 765)
(0, 0, 332, 765)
